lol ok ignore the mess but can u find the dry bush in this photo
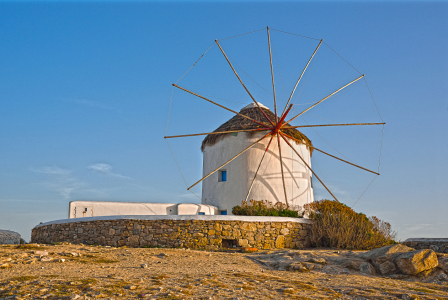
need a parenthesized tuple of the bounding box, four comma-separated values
(232, 199, 303, 218)
(304, 200, 396, 250)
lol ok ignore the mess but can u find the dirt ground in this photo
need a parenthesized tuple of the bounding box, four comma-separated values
(1, 244, 447, 300)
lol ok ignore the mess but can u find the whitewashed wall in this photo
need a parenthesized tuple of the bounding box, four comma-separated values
(68, 201, 218, 219)
(201, 132, 314, 214)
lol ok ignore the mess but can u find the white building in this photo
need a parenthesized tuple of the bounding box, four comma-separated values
(201, 103, 314, 214)
(68, 201, 217, 219)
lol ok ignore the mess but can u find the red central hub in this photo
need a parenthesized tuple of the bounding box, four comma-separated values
(271, 104, 293, 135)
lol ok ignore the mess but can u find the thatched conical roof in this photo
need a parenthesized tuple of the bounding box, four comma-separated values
(201, 103, 313, 154)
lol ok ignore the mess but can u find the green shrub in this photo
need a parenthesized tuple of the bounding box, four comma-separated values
(304, 200, 396, 250)
(232, 199, 303, 218)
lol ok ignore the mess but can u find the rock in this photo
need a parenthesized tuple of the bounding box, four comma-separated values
(138, 294, 150, 298)
(69, 282, 82, 285)
(282, 287, 294, 293)
(309, 257, 326, 264)
(54, 258, 65, 263)
(378, 260, 399, 275)
(35, 251, 48, 256)
(39, 257, 53, 262)
(275, 235, 285, 248)
(141, 263, 148, 268)
(401, 294, 412, 300)
(438, 257, 448, 272)
(429, 245, 439, 252)
(302, 262, 315, 270)
(0, 230, 21, 245)
(395, 249, 438, 275)
(125, 285, 137, 290)
(359, 244, 415, 275)
(438, 273, 448, 281)
(359, 262, 375, 275)
(360, 244, 414, 262)
(68, 295, 81, 300)
(289, 262, 308, 272)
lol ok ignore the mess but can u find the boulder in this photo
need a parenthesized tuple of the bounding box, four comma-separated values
(377, 260, 398, 275)
(438, 257, 448, 272)
(0, 229, 21, 244)
(394, 249, 438, 275)
(359, 262, 375, 275)
(359, 244, 415, 275)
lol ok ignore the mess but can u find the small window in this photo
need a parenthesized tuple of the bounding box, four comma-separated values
(198, 212, 205, 215)
(310, 176, 313, 188)
(219, 210, 227, 215)
(218, 170, 227, 182)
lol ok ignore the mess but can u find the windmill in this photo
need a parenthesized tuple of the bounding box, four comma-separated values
(165, 27, 384, 212)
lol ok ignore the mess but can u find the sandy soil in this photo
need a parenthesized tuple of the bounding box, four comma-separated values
(1, 244, 447, 300)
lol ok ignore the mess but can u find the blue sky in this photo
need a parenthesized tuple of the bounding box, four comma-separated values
(0, 1, 446, 242)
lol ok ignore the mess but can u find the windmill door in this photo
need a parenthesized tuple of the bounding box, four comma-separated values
(74, 206, 93, 218)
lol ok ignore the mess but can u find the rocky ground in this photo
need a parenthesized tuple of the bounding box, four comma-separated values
(1, 243, 448, 300)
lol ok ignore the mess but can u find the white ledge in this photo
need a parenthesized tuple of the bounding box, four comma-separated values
(34, 215, 311, 228)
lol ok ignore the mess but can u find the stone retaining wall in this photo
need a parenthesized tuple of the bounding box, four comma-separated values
(0, 229, 21, 244)
(402, 239, 448, 254)
(31, 218, 311, 250)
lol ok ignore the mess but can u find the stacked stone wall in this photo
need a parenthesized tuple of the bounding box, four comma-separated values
(402, 239, 448, 254)
(32, 219, 311, 250)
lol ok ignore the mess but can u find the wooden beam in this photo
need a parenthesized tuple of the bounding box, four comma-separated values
(280, 131, 380, 175)
(281, 39, 323, 117)
(314, 147, 380, 175)
(215, 39, 275, 126)
(280, 132, 339, 202)
(283, 74, 365, 126)
(286, 122, 385, 129)
(187, 132, 272, 190)
(165, 128, 269, 139)
(172, 83, 269, 128)
(267, 26, 278, 124)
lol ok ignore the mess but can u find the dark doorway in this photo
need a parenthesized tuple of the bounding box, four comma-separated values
(221, 239, 237, 248)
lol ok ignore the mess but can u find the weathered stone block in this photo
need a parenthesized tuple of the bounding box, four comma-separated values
(395, 249, 438, 275)
(240, 223, 257, 231)
(238, 239, 248, 247)
(275, 235, 285, 248)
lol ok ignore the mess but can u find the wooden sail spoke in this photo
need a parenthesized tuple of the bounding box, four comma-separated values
(279, 133, 339, 202)
(172, 83, 269, 128)
(244, 135, 275, 202)
(279, 131, 379, 175)
(165, 128, 269, 139)
(187, 132, 272, 190)
(287, 122, 385, 129)
(277, 133, 289, 207)
(313, 147, 380, 175)
(215, 39, 275, 127)
(267, 26, 278, 124)
(283, 74, 365, 126)
(281, 39, 323, 117)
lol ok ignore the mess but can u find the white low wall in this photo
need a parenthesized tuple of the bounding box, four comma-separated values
(68, 201, 218, 219)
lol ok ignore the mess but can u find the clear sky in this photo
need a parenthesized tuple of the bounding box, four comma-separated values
(1, 1, 446, 242)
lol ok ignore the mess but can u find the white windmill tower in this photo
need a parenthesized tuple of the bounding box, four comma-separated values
(165, 27, 384, 215)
